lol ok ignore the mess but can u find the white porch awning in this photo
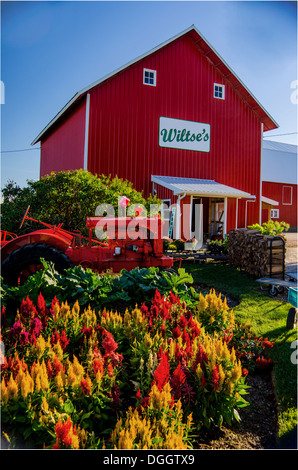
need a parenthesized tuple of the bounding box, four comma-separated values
(261, 196, 279, 206)
(151, 175, 253, 198)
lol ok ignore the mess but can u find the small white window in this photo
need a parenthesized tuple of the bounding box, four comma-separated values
(143, 68, 156, 86)
(271, 209, 279, 218)
(214, 83, 225, 100)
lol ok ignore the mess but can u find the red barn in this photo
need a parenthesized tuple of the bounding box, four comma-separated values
(261, 140, 297, 230)
(32, 25, 278, 242)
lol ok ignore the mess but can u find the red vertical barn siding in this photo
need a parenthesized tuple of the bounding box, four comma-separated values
(40, 98, 86, 177)
(262, 181, 297, 228)
(87, 34, 262, 226)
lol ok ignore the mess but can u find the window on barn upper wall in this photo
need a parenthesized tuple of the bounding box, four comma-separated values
(282, 186, 293, 205)
(143, 68, 157, 86)
(214, 83, 225, 100)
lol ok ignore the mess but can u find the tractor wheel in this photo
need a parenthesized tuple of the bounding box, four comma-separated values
(1, 243, 73, 286)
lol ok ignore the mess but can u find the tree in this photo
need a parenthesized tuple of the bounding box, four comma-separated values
(1, 170, 160, 236)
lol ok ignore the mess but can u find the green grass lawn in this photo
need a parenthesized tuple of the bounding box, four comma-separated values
(177, 261, 297, 441)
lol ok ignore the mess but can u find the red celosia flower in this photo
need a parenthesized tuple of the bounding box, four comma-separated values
(46, 359, 54, 378)
(255, 356, 273, 370)
(161, 323, 166, 338)
(172, 326, 182, 339)
(154, 290, 162, 304)
(194, 342, 208, 369)
(150, 305, 159, 318)
(102, 330, 118, 355)
(211, 365, 220, 391)
(201, 373, 206, 388)
(171, 362, 186, 399)
(182, 330, 190, 345)
(178, 315, 187, 329)
(30, 317, 43, 338)
(174, 344, 183, 363)
(141, 303, 148, 316)
(153, 350, 169, 391)
(59, 330, 69, 351)
(50, 296, 60, 319)
(224, 331, 233, 344)
(37, 292, 47, 317)
(242, 368, 249, 377)
(20, 295, 37, 320)
(136, 388, 142, 400)
(81, 325, 93, 339)
(1, 305, 7, 328)
(191, 324, 201, 338)
(52, 355, 64, 376)
(169, 291, 180, 305)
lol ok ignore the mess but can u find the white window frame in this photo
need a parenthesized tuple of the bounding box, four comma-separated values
(282, 185, 293, 205)
(143, 68, 157, 86)
(214, 83, 225, 100)
(271, 209, 280, 218)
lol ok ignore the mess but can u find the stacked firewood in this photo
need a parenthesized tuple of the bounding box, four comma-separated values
(228, 228, 286, 278)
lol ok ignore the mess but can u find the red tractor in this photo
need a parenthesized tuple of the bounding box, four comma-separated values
(1, 207, 173, 286)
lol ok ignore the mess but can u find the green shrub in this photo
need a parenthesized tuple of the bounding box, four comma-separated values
(1, 170, 160, 236)
(248, 220, 290, 236)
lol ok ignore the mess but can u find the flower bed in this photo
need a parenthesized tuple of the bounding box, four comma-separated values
(1, 288, 273, 449)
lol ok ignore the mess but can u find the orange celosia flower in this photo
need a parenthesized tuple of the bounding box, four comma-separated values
(53, 417, 79, 449)
(93, 357, 104, 376)
(262, 338, 274, 350)
(107, 363, 114, 378)
(80, 375, 92, 395)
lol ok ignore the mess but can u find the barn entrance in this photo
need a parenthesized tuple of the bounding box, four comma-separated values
(191, 196, 225, 243)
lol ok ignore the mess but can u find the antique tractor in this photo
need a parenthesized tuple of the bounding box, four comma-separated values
(1, 206, 173, 286)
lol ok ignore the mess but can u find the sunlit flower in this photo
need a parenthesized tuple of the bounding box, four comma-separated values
(81, 375, 92, 395)
(53, 417, 79, 449)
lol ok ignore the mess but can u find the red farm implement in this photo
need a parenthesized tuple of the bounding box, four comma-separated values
(1, 206, 173, 285)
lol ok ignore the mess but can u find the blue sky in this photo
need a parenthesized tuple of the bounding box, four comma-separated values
(1, 0, 297, 189)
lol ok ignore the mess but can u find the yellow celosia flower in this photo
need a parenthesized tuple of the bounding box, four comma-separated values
(53, 342, 64, 361)
(163, 432, 187, 449)
(55, 371, 65, 391)
(144, 332, 153, 349)
(7, 375, 18, 400)
(1, 378, 8, 404)
(195, 363, 203, 382)
(169, 340, 176, 360)
(149, 383, 172, 411)
(197, 292, 208, 313)
(117, 429, 134, 449)
(208, 348, 217, 370)
(60, 301, 70, 320)
(35, 335, 46, 357)
(41, 395, 49, 413)
(72, 355, 84, 379)
(229, 310, 235, 327)
(218, 363, 225, 391)
(231, 360, 242, 382)
(53, 302, 60, 318)
(20, 371, 34, 398)
(72, 300, 80, 316)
